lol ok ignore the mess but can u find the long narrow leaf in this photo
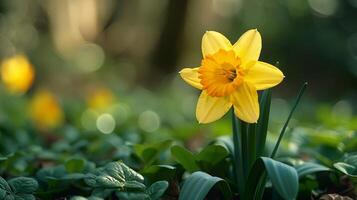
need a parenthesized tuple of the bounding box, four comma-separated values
(179, 171, 231, 200)
(240, 122, 249, 178)
(247, 123, 257, 170)
(271, 82, 307, 158)
(245, 157, 298, 200)
(256, 89, 272, 157)
(231, 110, 245, 195)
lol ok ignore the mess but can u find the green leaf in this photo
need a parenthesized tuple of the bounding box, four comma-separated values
(8, 177, 38, 194)
(334, 163, 357, 178)
(247, 123, 257, 171)
(0, 176, 37, 200)
(333, 154, 357, 178)
(295, 162, 331, 178)
(196, 145, 229, 167)
(214, 136, 233, 154)
(343, 153, 357, 165)
(65, 158, 86, 173)
(36, 165, 67, 182)
(0, 176, 11, 191)
(141, 165, 177, 181)
(271, 82, 307, 158)
(134, 140, 172, 166)
(0, 190, 5, 200)
(147, 181, 169, 200)
(245, 157, 298, 200)
(115, 191, 150, 200)
(231, 111, 245, 195)
(70, 196, 88, 200)
(91, 188, 113, 199)
(171, 146, 199, 173)
(124, 181, 146, 190)
(0, 176, 10, 199)
(14, 193, 36, 200)
(179, 171, 231, 200)
(0, 156, 8, 161)
(85, 161, 144, 189)
(256, 89, 271, 157)
(70, 196, 104, 200)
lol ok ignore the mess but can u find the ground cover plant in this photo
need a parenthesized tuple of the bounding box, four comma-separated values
(0, 1, 357, 200)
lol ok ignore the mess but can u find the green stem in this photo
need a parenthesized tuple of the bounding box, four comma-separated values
(270, 82, 308, 158)
(248, 124, 256, 169)
(241, 122, 249, 178)
(231, 109, 245, 196)
(256, 89, 272, 157)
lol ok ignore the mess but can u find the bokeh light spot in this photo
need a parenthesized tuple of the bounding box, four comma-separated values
(332, 100, 352, 120)
(1, 54, 35, 94)
(73, 43, 105, 73)
(138, 110, 160, 132)
(96, 113, 116, 134)
(308, 0, 338, 17)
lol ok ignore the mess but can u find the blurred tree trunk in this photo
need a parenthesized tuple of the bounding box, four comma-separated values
(148, 0, 189, 86)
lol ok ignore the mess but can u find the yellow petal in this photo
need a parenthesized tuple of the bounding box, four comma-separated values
(179, 67, 202, 90)
(196, 91, 232, 124)
(230, 82, 259, 123)
(233, 29, 262, 65)
(202, 31, 232, 57)
(244, 61, 285, 90)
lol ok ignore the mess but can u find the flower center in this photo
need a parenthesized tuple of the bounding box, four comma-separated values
(198, 49, 244, 97)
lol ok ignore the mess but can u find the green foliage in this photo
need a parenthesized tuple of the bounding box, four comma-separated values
(256, 89, 272, 157)
(141, 164, 178, 182)
(0, 176, 38, 200)
(171, 145, 229, 176)
(65, 158, 86, 173)
(245, 157, 298, 200)
(179, 171, 231, 200)
(0, 75, 355, 199)
(115, 180, 169, 200)
(295, 162, 331, 178)
(334, 154, 357, 178)
(170, 145, 199, 172)
(134, 140, 173, 167)
(85, 161, 144, 189)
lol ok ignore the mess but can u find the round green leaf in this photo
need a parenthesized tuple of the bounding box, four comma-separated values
(171, 146, 199, 172)
(8, 177, 38, 194)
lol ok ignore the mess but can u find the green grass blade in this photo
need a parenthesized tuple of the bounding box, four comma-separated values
(270, 82, 307, 158)
(256, 89, 272, 157)
(179, 171, 232, 200)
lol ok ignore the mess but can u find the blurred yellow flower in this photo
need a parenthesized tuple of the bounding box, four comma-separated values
(1, 54, 35, 94)
(29, 90, 64, 130)
(180, 29, 284, 123)
(87, 88, 115, 110)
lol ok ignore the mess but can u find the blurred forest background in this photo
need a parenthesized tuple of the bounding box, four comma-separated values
(0, 0, 356, 139)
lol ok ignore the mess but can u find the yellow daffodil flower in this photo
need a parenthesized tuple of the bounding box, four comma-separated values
(1, 54, 35, 94)
(29, 90, 64, 130)
(179, 29, 284, 123)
